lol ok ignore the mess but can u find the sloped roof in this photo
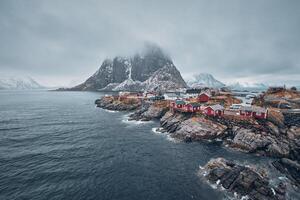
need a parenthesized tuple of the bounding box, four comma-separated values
(206, 104, 224, 111)
(175, 100, 186, 105)
(187, 102, 201, 107)
(199, 92, 211, 97)
(240, 106, 267, 113)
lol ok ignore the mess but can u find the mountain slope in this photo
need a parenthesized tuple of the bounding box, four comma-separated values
(187, 73, 225, 88)
(0, 77, 44, 90)
(69, 44, 187, 91)
(228, 82, 268, 91)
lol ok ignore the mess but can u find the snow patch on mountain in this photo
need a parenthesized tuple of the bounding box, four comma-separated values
(100, 63, 187, 92)
(187, 73, 225, 88)
(112, 79, 144, 91)
(144, 64, 187, 91)
(0, 76, 44, 90)
(228, 82, 268, 90)
(70, 44, 187, 92)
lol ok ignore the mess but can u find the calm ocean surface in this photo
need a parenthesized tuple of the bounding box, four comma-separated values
(0, 90, 282, 200)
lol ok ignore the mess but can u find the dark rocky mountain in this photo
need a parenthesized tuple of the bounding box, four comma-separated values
(68, 44, 187, 91)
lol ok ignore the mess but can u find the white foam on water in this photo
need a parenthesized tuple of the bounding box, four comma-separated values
(151, 127, 164, 134)
(105, 110, 119, 113)
(210, 183, 218, 189)
(166, 134, 180, 143)
(99, 108, 119, 113)
(151, 127, 180, 143)
(271, 188, 276, 195)
(121, 114, 153, 125)
(278, 176, 288, 181)
(241, 195, 249, 200)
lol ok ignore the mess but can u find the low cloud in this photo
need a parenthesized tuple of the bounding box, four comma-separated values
(0, 0, 299, 86)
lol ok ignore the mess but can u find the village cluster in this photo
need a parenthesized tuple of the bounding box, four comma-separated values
(115, 88, 268, 119)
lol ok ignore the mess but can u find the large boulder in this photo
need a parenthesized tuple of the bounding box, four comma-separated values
(228, 128, 291, 158)
(229, 128, 271, 153)
(173, 118, 227, 141)
(129, 103, 168, 121)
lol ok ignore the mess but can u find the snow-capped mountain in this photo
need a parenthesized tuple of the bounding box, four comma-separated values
(68, 44, 187, 92)
(187, 73, 225, 88)
(0, 77, 44, 90)
(228, 82, 268, 91)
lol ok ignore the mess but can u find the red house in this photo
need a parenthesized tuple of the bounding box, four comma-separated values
(203, 105, 224, 116)
(197, 93, 210, 103)
(185, 102, 201, 112)
(239, 106, 267, 119)
(170, 100, 186, 109)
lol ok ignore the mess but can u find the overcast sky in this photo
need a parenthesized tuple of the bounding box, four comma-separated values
(0, 0, 300, 87)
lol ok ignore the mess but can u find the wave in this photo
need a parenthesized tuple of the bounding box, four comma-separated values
(103, 109, 119, 113)
(151, 127, 180, 143)
(121, 113, 154, 125)
(122, 118, 153, 125)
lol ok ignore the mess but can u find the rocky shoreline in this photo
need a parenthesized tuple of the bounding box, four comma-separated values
(199, 158, 286, 200)
(95, 96, 141, 111)
(95, 96, 300, 199)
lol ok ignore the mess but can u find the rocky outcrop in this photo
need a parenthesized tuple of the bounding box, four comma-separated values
(222, 122, 300, 159)
(95, 97, 140, 111)
(160, 111, 227, 142)
(273, 158, 300, 187)
(129, 103, 168, 121)
(172, 118, 227, 141)
(159, 111, 300, 160)
(227, 127, 290, 157)
(66, 44, 187, 91)
(200, 158, 286, 200)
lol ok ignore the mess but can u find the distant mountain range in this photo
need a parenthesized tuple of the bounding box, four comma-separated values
(186, 73, 270, 91)
(187, 73, 226, 88)
(227, 82, 269, 91)
(0, 77, 44, 90)
(64, 44, 187, 92)
(55, 43, 277, 92)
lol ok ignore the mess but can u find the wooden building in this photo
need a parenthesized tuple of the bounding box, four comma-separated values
(203, 104, 224, 116)
(239, 106, 267, 119)
(197, 93, 210, 103)
(185, 102, 202, 112)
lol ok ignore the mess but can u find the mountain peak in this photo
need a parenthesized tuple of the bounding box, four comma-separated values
(187, 73, 225, 88)
(69, 45, 186, 91)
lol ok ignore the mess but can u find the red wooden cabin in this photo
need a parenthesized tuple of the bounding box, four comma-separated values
(170, 100, 186, 109)
(203, 105, 224, 116)
(197, 93, 210, 103)
(185, 103, 201, 112)
(239, 106, 267, 119)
